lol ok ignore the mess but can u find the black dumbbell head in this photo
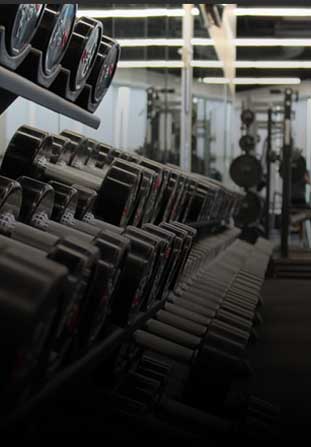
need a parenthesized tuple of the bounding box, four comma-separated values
(17, 176, 55, 224)
(1, 125, 50, 179)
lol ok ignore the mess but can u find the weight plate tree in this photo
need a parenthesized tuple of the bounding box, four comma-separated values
(31, 4, 77, 76)
(230, 154, 263, 189)
(0, 4, 45, 57)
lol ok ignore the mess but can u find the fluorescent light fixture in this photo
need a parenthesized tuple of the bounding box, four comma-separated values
(192, 38, 214, 46)
(203, 77, 301, 85)
(117, 38, 184, 47)
(192, 60, 224, 68)
(236, 60, 311, 68)
(235, 38, 311, 47)
(118, 60, 311, 69)
(77, 7, 200, 19)
(118, 60, 184, 68)
(116, 37, 311, 48)
(235, 8, 311, 17)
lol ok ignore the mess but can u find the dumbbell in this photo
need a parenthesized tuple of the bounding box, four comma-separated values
(131, 328, 250, 414)
(16, 176, 158, 332)
(113, 358, 237, 441)
(55, 130, 170, 226)
(0, 126, 141, 227)
(58, 130, 161, 227)
(0, 236, 68, 410)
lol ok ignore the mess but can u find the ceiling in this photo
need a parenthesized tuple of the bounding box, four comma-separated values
(79, 3, 311, 90)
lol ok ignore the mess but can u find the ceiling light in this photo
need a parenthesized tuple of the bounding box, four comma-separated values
(203, 77, 301, 85)
(235, 8, 311, 17)
(235, 38, 311, 47)
(115, 37, 311, 48)
(236, 60, 311, 68)
(117, 38, 184, 47)
(118, 60, 184, 68)
(77, 8, 200, 19)
(191, 60, 224, 68)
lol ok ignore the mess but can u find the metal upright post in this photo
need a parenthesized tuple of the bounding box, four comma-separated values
(265, 108, 272, 238)
(281, 89, 293, 258)
(180, 3, 193, 173)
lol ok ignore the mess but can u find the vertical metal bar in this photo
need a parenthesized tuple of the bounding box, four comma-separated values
(180, 3, 193, 172)
(265, 108, 272, 239)
(281, 89, 293, 258)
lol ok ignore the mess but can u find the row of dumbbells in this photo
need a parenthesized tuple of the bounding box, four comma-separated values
(89, 236, 278, 441)
(1, 126, 243, 229)
(0, 171, 205, 414)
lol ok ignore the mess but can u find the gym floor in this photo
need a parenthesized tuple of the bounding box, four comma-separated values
(249, 279, 311, 441)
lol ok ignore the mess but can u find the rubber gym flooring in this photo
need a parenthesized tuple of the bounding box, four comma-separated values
(249, 279, 311, 441)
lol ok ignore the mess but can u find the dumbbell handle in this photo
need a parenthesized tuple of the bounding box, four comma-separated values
(145, 319, 201, 349)
(134, 330, 195, 364)
(45, 163, 102, 191)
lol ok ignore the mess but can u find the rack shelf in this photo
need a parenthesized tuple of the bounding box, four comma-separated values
(2, 296, 167, 430)
(0, 66, 100, 129)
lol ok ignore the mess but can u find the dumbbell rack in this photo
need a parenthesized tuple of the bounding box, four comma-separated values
(2, 294, 169, 430)
(1, 223, 230, 432)
(0, 27, 100, 129)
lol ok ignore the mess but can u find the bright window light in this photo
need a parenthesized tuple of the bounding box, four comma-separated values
(77, 8, 200, 19)
(235, 8, 311, 17)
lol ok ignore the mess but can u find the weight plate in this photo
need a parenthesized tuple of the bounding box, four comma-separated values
(62, 17, 103, 92)
(241, 109, 255, 127)
(280, 154, 307, 184)
(0, 4, 46, 57)
(239, 134, 255, 153)
(235, 192, 262, 226)
(88, 36, 121, 104)
(230, 154, 263, 188)
(45, 5, 77, 75)
(32, 4, 77, 76)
